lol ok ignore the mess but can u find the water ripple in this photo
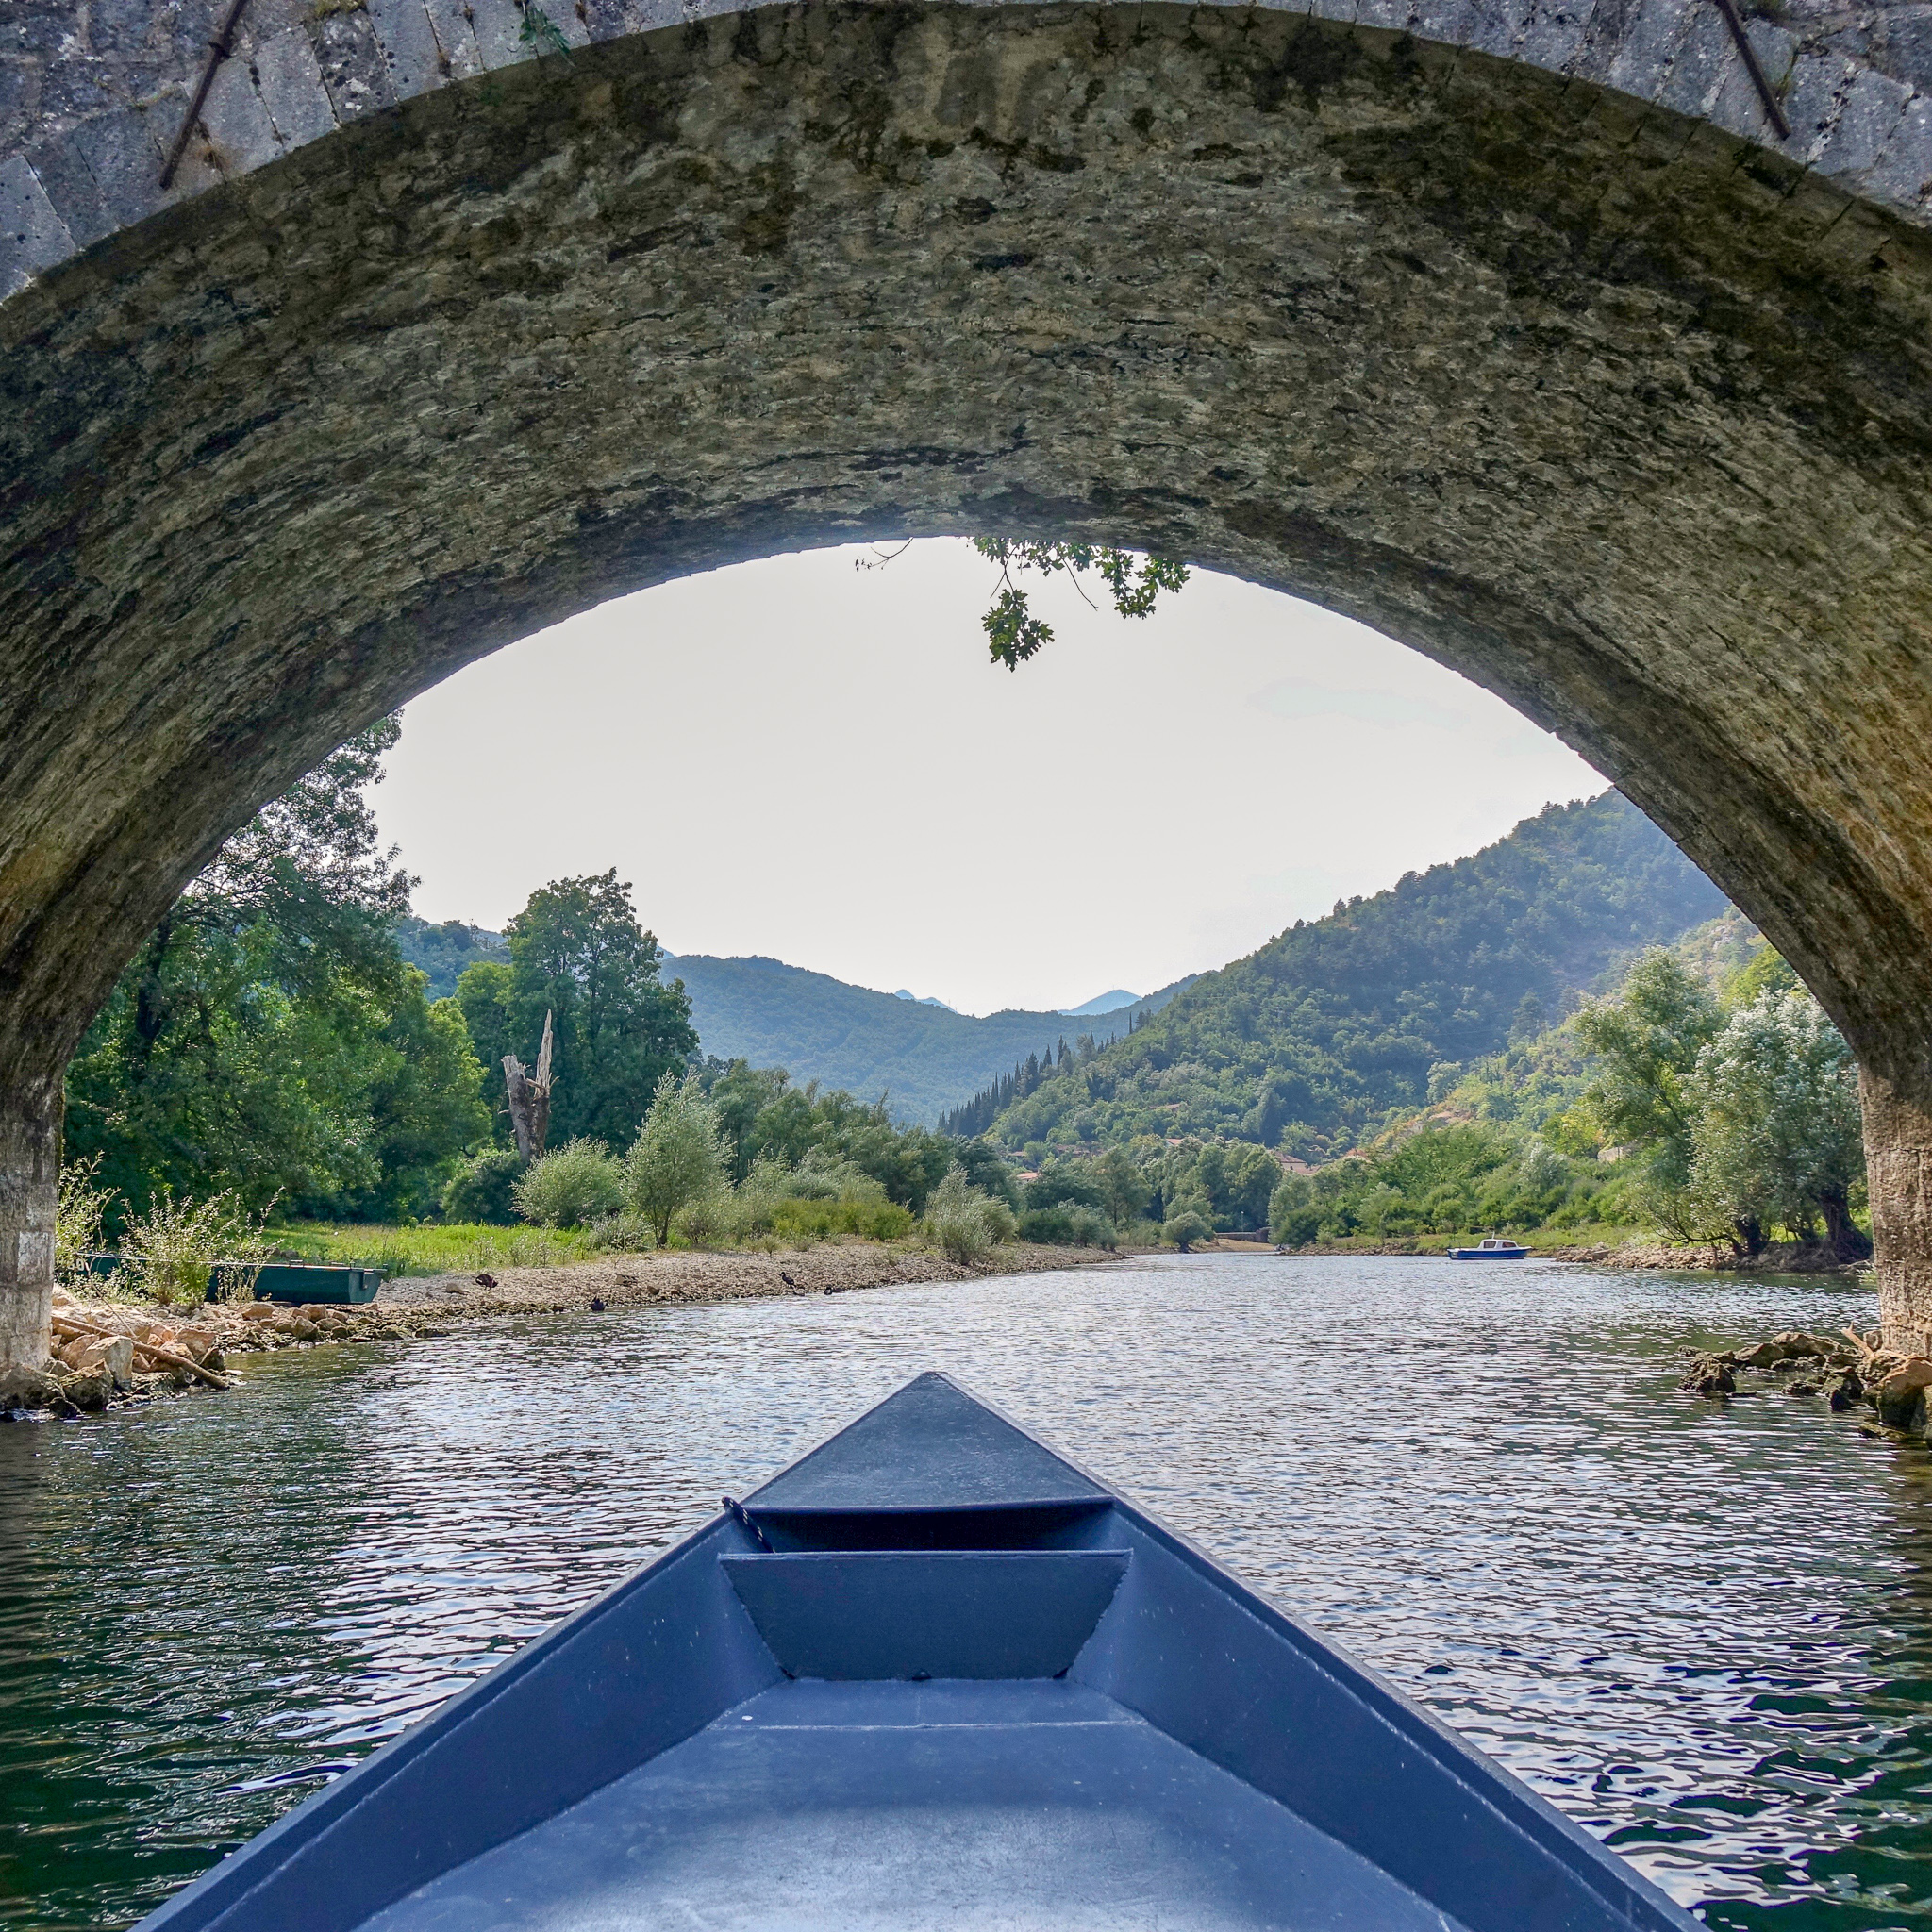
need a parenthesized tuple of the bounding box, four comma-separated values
(0, 1256, 1924, 1929)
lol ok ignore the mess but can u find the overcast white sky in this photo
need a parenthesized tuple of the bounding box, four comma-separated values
(376, 539, 1604, 1017)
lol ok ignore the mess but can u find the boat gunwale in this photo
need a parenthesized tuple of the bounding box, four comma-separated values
(134, 1369, 1699, 1932)
(924, 1374, 1697, 1932)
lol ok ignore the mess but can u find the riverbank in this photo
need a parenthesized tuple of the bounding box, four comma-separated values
(1282, 1233, 1871, 1276)
(6, 1240, 1124, 1418)
(375, 1239, 1123, 1317)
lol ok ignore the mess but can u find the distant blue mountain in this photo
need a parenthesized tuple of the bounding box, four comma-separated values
(660, 952, 1191, 1126)
(894, 990, 956, 1011)
(1059, 989, 1141, 1016)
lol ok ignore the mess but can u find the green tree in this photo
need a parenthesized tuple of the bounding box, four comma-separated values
(805, 1091, 955, 1211)
(64, 718, 486, 1222)
(1025, 1161, 1109, 1213)
(454, 959, 516, 1125)
(1269, 1173, 1321, 1246)
(1093, 1146, 1151, 1226)
(624, 1073, 727, 1244)
(1690, 991, 1869, 1259)
(1724, 939, 1801, 1008)
(951, 1138, 1022, 1210)
(702, 1058, 794, 1181)
(501, 872, 696, 1148)
(1575, 949, 1723, 1191)
(1163, 1207, 1212, 1252)
(337, 991, 491, 1220)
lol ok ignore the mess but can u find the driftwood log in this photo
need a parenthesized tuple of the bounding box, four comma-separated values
(504, 1009, 555, 1162)
(51, 1312, 234, 1390)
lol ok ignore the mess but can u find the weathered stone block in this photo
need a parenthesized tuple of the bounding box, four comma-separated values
(1704, 18, 1795, 145)
(575, 0, 630, 38)
(30, 106, 168, 244)
(0, 63, 41, 160)
(1602, 0, 1690, 97)
(32, 53, 138, 135)
(254, 25, 338, 149)
(1460, 0, 1536, 58)
(1870, 8, 1932, 99)
(7, 0, 85, 60)
(1515, 0, 1598, 76)
(421, 0, 486, 79)
(200, 55, 287, 175)
(1814, 64, 1913, 182)
(309, 7, 399, 123)
(0, 152, 74, 296)
(1782, 51, 1855, 161)
(367, 0, 449, 97)
(1655, 5, 1729, 118)
(1355, 0, 1412, 37)
(1565, 0, 1635, 83)
(469, 0, 537, 71)
(1860, 89, 1932, 211)
(1406, 0, 1486, 53)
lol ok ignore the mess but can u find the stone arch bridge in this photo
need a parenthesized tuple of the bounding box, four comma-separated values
(5, 0, 1932, 1383)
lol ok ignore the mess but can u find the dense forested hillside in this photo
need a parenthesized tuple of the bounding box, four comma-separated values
(987, 792, 1725, 1157)
(397, 915, 506, 998)
(665, 953, 1187, 1125)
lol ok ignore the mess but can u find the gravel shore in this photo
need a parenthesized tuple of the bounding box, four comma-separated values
(376, 1239, 1125, 1318)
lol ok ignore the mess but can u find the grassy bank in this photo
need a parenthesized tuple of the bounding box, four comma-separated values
(272, 1222, 605, 1277)
(270, 1205, 1013, 1279)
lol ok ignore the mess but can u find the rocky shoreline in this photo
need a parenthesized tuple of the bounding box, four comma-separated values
(5, 1241, 1124, 1419)
(1284, 1236, 1870, 1277)
(1680, 1326, 1932, 1440)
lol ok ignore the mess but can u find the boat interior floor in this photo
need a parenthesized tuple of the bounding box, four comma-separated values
(360, 1678, 1470, 1931)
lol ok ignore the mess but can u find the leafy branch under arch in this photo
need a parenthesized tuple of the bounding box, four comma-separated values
(972, 540, 1190, 669)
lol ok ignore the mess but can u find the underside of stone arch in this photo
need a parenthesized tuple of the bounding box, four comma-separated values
(6, 1, 1932, 1375)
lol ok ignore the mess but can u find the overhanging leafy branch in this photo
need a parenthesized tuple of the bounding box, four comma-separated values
(973, 539, 1190, 669)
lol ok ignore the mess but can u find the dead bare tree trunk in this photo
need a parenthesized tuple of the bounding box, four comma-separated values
(503, 1010, 555, 1162)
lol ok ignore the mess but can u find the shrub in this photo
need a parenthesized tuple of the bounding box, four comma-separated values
(1272, 1205, 1321, 1246)
(1063, 1206, 1117, 1249)
(512, 1139, 625, 1227)
(441, 1149, 524, 1225)
(1162, 1208, 1212, 1253)
(1015, 1202, 1114, 1247)
(676, 1191, 732, 1247)
(923, 1170, 1017, 1265)
(768, 1197, 914, 1244)
(122, 1189, 277, 1306)
(55, 1154, 115, 1286)
(589, 1210, 658, 1253)
(776, 1153, 887, 1204)
(1269, 1174, 1322, 1246)
(1018, 1204, 1074, 1245)
(625, 1074, 728, 1245)
(1024, 1163, 1109, 1213)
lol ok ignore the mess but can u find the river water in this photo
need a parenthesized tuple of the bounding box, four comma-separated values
(1, 1254, 1926, 1930)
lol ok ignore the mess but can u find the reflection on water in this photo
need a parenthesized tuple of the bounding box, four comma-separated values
(1, 1255, 1926, 1930)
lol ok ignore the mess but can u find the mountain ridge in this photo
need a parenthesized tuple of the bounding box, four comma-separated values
(665, 951, 1192, 1124)
(982, 791, 1727, 1156)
